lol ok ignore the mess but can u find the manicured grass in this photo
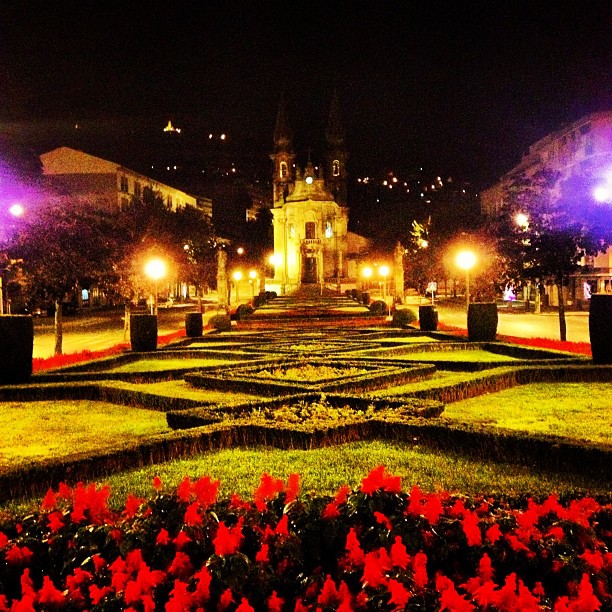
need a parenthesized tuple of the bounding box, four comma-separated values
(107, 357, 236, 372)
(376, 336, 441, 343)
(442, 382, 612, 445)
(104, 380, 262, 404)
(387, 349, 521, 362)
(0, 401, 169, 471)
(255, 363, 369, 380)
(76, 441, 612, 511)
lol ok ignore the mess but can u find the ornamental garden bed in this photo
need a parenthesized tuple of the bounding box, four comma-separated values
(0, 467, 609, 611)
(183, 359, 436, 396)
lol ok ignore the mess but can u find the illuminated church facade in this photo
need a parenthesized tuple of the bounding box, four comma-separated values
(269, 93, 366, 293)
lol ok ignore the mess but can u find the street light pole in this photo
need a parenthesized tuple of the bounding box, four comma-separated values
(456, 250, 477, 312)
(144, 258, 167, 316)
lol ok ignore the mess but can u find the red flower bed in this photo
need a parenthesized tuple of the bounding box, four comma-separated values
(32, 330, 186, 373)
(435, 323, 592, 357)
(0, 467, 609, 610)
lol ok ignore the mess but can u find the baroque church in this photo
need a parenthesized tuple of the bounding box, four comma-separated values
(267, 93, 369, 294)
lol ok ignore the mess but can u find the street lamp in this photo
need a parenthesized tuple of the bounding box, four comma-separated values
(144, 258, 167, 315)
(379, 265, 390, 299)
(232, 270, 243, 303)
(248, 269, 258, 297)
(1, 203, 26, 315)
(456, 250, 477, 311)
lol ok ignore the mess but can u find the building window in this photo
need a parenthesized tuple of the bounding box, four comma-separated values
(305, 222, 316, 239)
(134, 182, 141, 198)
(325, 221, 333, 238)
(280, 161, 288, 179)
(332, 160, 340, 177)
(289, 223, 296, 239)
(120, 176, 129, 192)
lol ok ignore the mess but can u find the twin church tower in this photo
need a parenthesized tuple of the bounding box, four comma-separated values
(268, 92, 353, 291)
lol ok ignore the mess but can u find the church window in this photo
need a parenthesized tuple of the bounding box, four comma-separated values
(289, 223, 296, 238)
(332, 160, 340, 177)
(325, 221, 333, 238)
(305, 222, 316, 239)
(120, 175, 129, 192)
(280, 161, 288, 179)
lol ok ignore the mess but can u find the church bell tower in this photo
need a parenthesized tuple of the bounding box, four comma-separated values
(270, 94, 296, 206)
(324, 89, 348, 206)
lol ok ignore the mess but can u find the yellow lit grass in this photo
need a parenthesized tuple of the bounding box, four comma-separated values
(442, 382, 612, 445)
(0, 401, 168, 471)
(107, 358, 236, 373)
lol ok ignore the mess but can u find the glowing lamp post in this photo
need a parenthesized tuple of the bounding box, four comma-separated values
(144, 258, 167, 315)
(379, 265, 390, 299)
(232, 270, 243, 303)
(456, 250, 477, 311)
(248, 269, 258, 297)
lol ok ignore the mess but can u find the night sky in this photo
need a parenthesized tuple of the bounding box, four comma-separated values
(1, 1, 611, 188)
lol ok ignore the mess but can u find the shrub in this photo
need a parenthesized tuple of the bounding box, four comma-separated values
(393, 308, 417, 327)
(235, 304, 254, 321)
(369, 300, 388, 315)
(209, 314, 232, 331)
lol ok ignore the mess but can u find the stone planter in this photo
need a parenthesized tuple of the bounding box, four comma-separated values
(185, 312, 203, 337)
(130, 314, 158, 352)
(0, 315, 33, 384)
(418, 305, 438, 331)
(467, 302, 498, 341)
(589, 294, 612, 364)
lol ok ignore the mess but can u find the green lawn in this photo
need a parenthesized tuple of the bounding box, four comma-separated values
(87, 441, 612, 510)
(0, 401, 169, 471)
(107, 358, 236, 373)
(442, 382, 612, 445)
(387, 349, 520, 361)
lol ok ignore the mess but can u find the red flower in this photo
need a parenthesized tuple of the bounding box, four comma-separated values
(41, 488, 57, 510)
(424, 492, 444, 524)
(267, 590, 285, 612)
(254, 473, 285, 510)
(486, 523, 502, 544)
(236, 597, 255, 611)
(219, 588, 234, 610)
(173, 530, 192, 549)
(152, 476, 163, 491)
(461, 510, 482, 546)
(47, 511, 64, 533)
(318, 575, 339, 607)
(580, 550, 605, 572)
(545, 525, 565, 541)
(390, 536, 410, 569)
(92, 554, 107, 572)
(477, 553, 494, 582)
(374, 511, 393, 531)
(256, 543, 270, 563)
(20, 568, 35, 597)
(193, 475, 220, 508)
(89, 584, 113, 605)
(360, 465, 401, 495)
(177, 476, 192, 502)
(362, 549, 391, 588)
(387, 578, 411, 608)
(345, 528, 365, 565)
(436, 573, 475, 612)
(286, 473, 301, 503)
(275, 514, 289, 536)
(0, 532, 8, 548)
(156, 528, 170, 546)
(5, 545, 33, 566)
(193, 566, 212, 604)
(167, 551, 193, 579)
(123, 493, 144, 518)
(184, 501, 203, 526)
(166, 579, 193, 612)
(412, 552, 428, 590)
(213, 519, 244, 556)
(322, 502, 341, 519)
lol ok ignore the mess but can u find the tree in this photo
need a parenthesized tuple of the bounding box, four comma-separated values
(491, 167, 612, 341)
(9, 203, 121, 354)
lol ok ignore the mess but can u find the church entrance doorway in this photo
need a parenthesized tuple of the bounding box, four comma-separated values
(302, 255, 318, 283)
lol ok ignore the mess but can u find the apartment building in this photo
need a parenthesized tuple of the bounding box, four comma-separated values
(39, 146, 212, 217)
(481, 111, 612, 304)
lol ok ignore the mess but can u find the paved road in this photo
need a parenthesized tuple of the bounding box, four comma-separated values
(415, 299, 590, 344)
(32, 306, 203, 359)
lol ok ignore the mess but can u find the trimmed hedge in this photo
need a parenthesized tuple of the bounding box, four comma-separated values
(392, 307, 417, 327)
(209, 313, 232, 331)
